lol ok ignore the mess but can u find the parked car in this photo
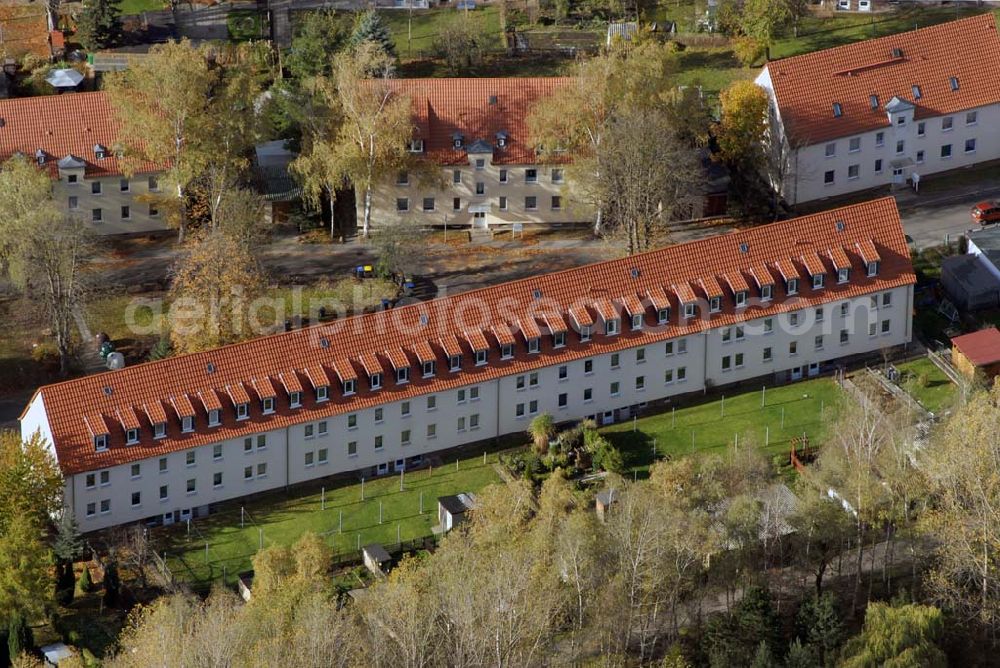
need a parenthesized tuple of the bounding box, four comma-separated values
(972, 201, 1000, 225)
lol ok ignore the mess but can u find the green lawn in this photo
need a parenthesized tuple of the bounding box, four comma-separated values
(603, 377, 844, 472)
(675, 46, 753, 95)
(118, 0, 166, 15)
(897, 357, 957, 415)
(381, 6, 503, 59)
(156, 445, 505, 585)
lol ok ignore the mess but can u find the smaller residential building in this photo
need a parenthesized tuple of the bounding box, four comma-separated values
(438, 493, 475, 532)
(951, 327, 1000, 382)
(942, 226, 1000, 311)
(0, 91, 167, 235)
(362, 543, 392, 577)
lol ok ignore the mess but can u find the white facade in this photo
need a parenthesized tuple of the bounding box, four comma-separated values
(756, 68, 1000, 205)
(24, 285, 913, 533)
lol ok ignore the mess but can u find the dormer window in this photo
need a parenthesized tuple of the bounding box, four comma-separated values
(869, 95, 878, 110)
(553, 331, 566, 347)
(154, 422, 167, 439)
(912, 85, 922, 99)
(236, 402, 249, 420)
(812, 273, 825, 289)
(761, 284, 773, 301)
(181, 415, 194, 432)
(683, 303, 695, 319)
(35, 149, 45, 165)
(832, 102, 842, 118)
(496, 132, 508, 148)
(735, 291, 748, 308)
(289, 391, 302, 408)
(501, 343, 514, 359)
(449, 354, 462, 371)
(316, 385, 329, 402)
(208, 409, 221, 426)
(580, 325, 592, 342)
(407, 139, 424, 153)
(126, 428, 139, 445)
(260, 397, 274, 414)
(837, 267, 849, 284)
(657, 308, 670, 324)
(786, 278, 799, 295)
(422, 360, 436, 377)
(370, 373, 383, 390)
(396, 367, 409, 384)
(453, 133, 464, 149)
(606, 318, 620, 335)
(94, 144, 107, 160)
(475, 349, 487, 366)
(94, 434, 108, 451)
(528, 337, 540, 353)
(709, 296, 721, 313)
(949, 76, 959, 91)
(343, 378, 356, 395)
(867, 261, 879, 277)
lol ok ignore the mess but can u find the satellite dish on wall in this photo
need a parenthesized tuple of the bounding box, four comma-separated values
(107, 352, 125, 370)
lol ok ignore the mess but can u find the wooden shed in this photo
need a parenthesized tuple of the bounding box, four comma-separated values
(951, 327, 1000, 382)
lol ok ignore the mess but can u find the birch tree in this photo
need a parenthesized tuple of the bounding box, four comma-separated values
(106, 40, 217, 243)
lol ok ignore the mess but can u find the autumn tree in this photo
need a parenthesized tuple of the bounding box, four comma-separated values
(329, 42, 415, 236)
(740, 0, 791, 62)
(920, 383, 1000, 632)
(0, 513, 52, 624)
(436, 13, 492, 75)
(788, 482, 852, 597)
(106, 40, 217, 242)
(0, 431, 64, 532)
(528, 42, 680, 234)
(167, 231, 266, 354)
(593, 109, 702, 254)
(839, 602, 947, 668)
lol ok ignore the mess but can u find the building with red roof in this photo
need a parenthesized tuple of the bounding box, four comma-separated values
(0, 91, 167, 235)
(20, 196, 915, 531)
(756, 13, 1000, 204)
(363, 77, 594, 231)
(951, 327, 1000, 381)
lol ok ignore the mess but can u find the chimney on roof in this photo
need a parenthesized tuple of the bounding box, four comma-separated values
(488, 95, 498, 105)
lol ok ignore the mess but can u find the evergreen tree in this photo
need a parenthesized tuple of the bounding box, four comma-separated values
(784, 639, 817, 668)
(7, 613, 32, 660)
(52, 512, 82, 564)
(75, 0, 123, 51)
(78, 566, 92, 594)
(795, 592, 845, 666)
(287, 9, 348, 79)
(749, 641, 777, 668)
(103, 560, 120, 607)
(349, 10, 395, 58)
(54, 562, 75, 607)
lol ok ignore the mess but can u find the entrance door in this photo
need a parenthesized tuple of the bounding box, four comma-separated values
(602, 410, 614, 426)
(892, 167, 905, 185)
(808, 362, 820, 377)
(473, 211, 488, 229)
(790, 366, 803, 381)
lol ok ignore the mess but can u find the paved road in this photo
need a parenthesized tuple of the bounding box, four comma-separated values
(895, 183, 1000, 249)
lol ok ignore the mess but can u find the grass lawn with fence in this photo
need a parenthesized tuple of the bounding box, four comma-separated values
(381, 6, 503, 59)
(603, 377, 844, 473)
(156, 445, 505, 586)
(897, 357, 957, 415)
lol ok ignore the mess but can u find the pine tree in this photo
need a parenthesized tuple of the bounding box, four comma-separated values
(795, 592, 845, 666)
(75, 0, 123, 51)
(349, 10, 396, 58)
(102, 560, 120, 607)
(7, 613, 32, 660)
(54, 561, 75, 606)
(52, 512, 82, 564)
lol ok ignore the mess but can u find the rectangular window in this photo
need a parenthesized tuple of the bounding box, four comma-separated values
(610, 381, 620, 396)
(678, 338, 687, 354)
(470, 413, 480, 428)
(874, 159, 883, 174)
(917, 122, 925, 137)
(244, 437, 253, 453)
(840, 329, 850, 344)
(348, 414, 357, 429)
(236, 403, 249, 420)
(735, 353, 744, 368)
(101, 500, 111, 514)
(848, 164, 859, 180)
(427, 395, 437, 411)
(159, 485, 168, 500)
(895, 140, 905, 154)
(790, 341, 798, 356)
(401, 401, 411, 416)
(787, 278, 799, 295)
(813, 273, 825, 289)
(457, 417, 466, 432)
(966, 138, 977, 154)
(67, 174, 78, 184)
(186, 451, 196, 467)
(916, 150, 925, 164)
(100, 470, 110, 486)
(86, 473, 96, 489)
(318, 421, 327, 436)
(449, 354, 462, 371)
(580, 326, 591, 342)
(635, 376, 645, 390)
(92, 208, 103, 222)
(305, 424, 315, 439)
(262, 397, 275, 414)
(815, 335, 824, 351)
(427, 424, 437, 439)
(558, 365, 568, 380)
(551, 195, 562, 210)
(875, 132, 884, 147)
(610, 353, 620, 369)
(841, 302, 850, 316)
(475, 349, 487, 365)
(318, 448, 328, 464)
(91, 181, 102, 195)
(881, 319, 891, 334)
(68, 196, 78, 209)
(942, 116, 953, 131)
(658, 307, 670, 324)
(761, 284, 773, 301)
(529, 400, 538, 414)
(304, 452, 314, 467)
(525, 196, 537, 210)
(453, 197, 461, 211)
(396, 171, 409, 185)
(558, 393, 568, 408)
(422, 360, 436, 377)
(824, 170, 835, 185)
(528, 337, 540, 354)
(722, 327, 732, 343)
(941, 144, 952, 159)
(257, 463, 267, 478)
(499, 196, 508, 211)
(126, 428, 139, 445)
(159, 457, 168, 472)
(499, 169, 508, 183)
(213, 472, 223, 487)
(375, 435, 384, 450)
(849, 137, 860, 152)
(883, 292, 892, 307)
(148, 176, 159, 191)
(838, 268, 849, 284)
(186, 479, 196, 494)
(502, 343, 514, 360)
(396, 198, 409, 212)
(475, 159, 485, 171)
(516, 403, 525, 418)
(257, 434, 266, 450)
(664, 369, 674, 383)
(453, 170, 461, 184)
(525, 168, 538, 183)
(149, 205, 159, 217)
(677, 367, 687, 381)
(790, 312, 799, 326)
(606, 318, 620, 335)
(529, 372, 539, 387)
(636, 347, 646, 363)
(763, 347, 772, 362)
(375, 407, 384, 423)
(422, 197, 435, 211)
(722, 355, 731, 371)
(869, 322, 877, 337)
(87, 502, 95, 517)
(348, 441, 357, 456)
(213, 444, 222, 460)
(825, 142, 836, 157)
(316, 385, 329, 402)
(967, 111, 978, 125)
(764, 318, 773, 334)
(475, 182, 485, 195)
(584, 359, 594, 374)
(710, 296, 721, 313)
(244, 466, 253, 480)
(129, 463, 140, 479)
(552, 168, 564, 183)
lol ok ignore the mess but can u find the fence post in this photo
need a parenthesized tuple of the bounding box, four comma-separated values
(205, 542, 208, 564)
(400, 469, 404, 492)
(339, 510, 343, 534)
(419, 491, 423, 514)
(241, 506, 244, 529)
(361, 477, 365, 501)
(258, 528, 263, 550)
(379, 501, 383, 525)
(721, 395, 725, 417)
(761, 385, 765, 408)
(321, 487, 326, 511)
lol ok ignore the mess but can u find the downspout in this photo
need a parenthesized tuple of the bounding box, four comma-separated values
(285, 426, 291, 491)
(494, 379, 501, 443)
(702, 332, 710, 395)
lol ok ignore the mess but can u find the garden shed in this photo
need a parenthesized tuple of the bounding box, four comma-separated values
(437, 493, 476, 532)
(951, 327, 1000, 382)
(595, 489, 618, 522)
(362, 543, 392, 577)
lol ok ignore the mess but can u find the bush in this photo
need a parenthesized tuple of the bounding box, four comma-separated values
(8, 613, 33, 659)
(227, 10, 263, 41)
(916, 372, 930, 388)
(31, 342, 60, 365)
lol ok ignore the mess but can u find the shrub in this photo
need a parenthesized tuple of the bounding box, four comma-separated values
(78, 566, 92, 593)
(8, 613, 33, 659)
(31, 342, 60, 364)
(916, 372, 930, 388)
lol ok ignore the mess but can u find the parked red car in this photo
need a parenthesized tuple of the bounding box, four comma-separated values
(972, 201, 1000, 225)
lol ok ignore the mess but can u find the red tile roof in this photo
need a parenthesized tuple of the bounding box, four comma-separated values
(0, 5, 54, 59)
(412, 340, 436, 364)
(765, 13, 1000, 144)
(383, 77, 571, 166)
(28, 197, 914, 475)
(0, 91, 158, 178)
(828, 246, 851, 270)
(171, 394, 195, 418)
(277, 372, 302, 395)
(952, 326, 1000, 366)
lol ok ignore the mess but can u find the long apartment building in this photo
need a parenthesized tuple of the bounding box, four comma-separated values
(756, 13, 1000, 205)
(364, 77, 593, 230)
(21, 197, 915, 532)
(0, 91, 167, 235)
